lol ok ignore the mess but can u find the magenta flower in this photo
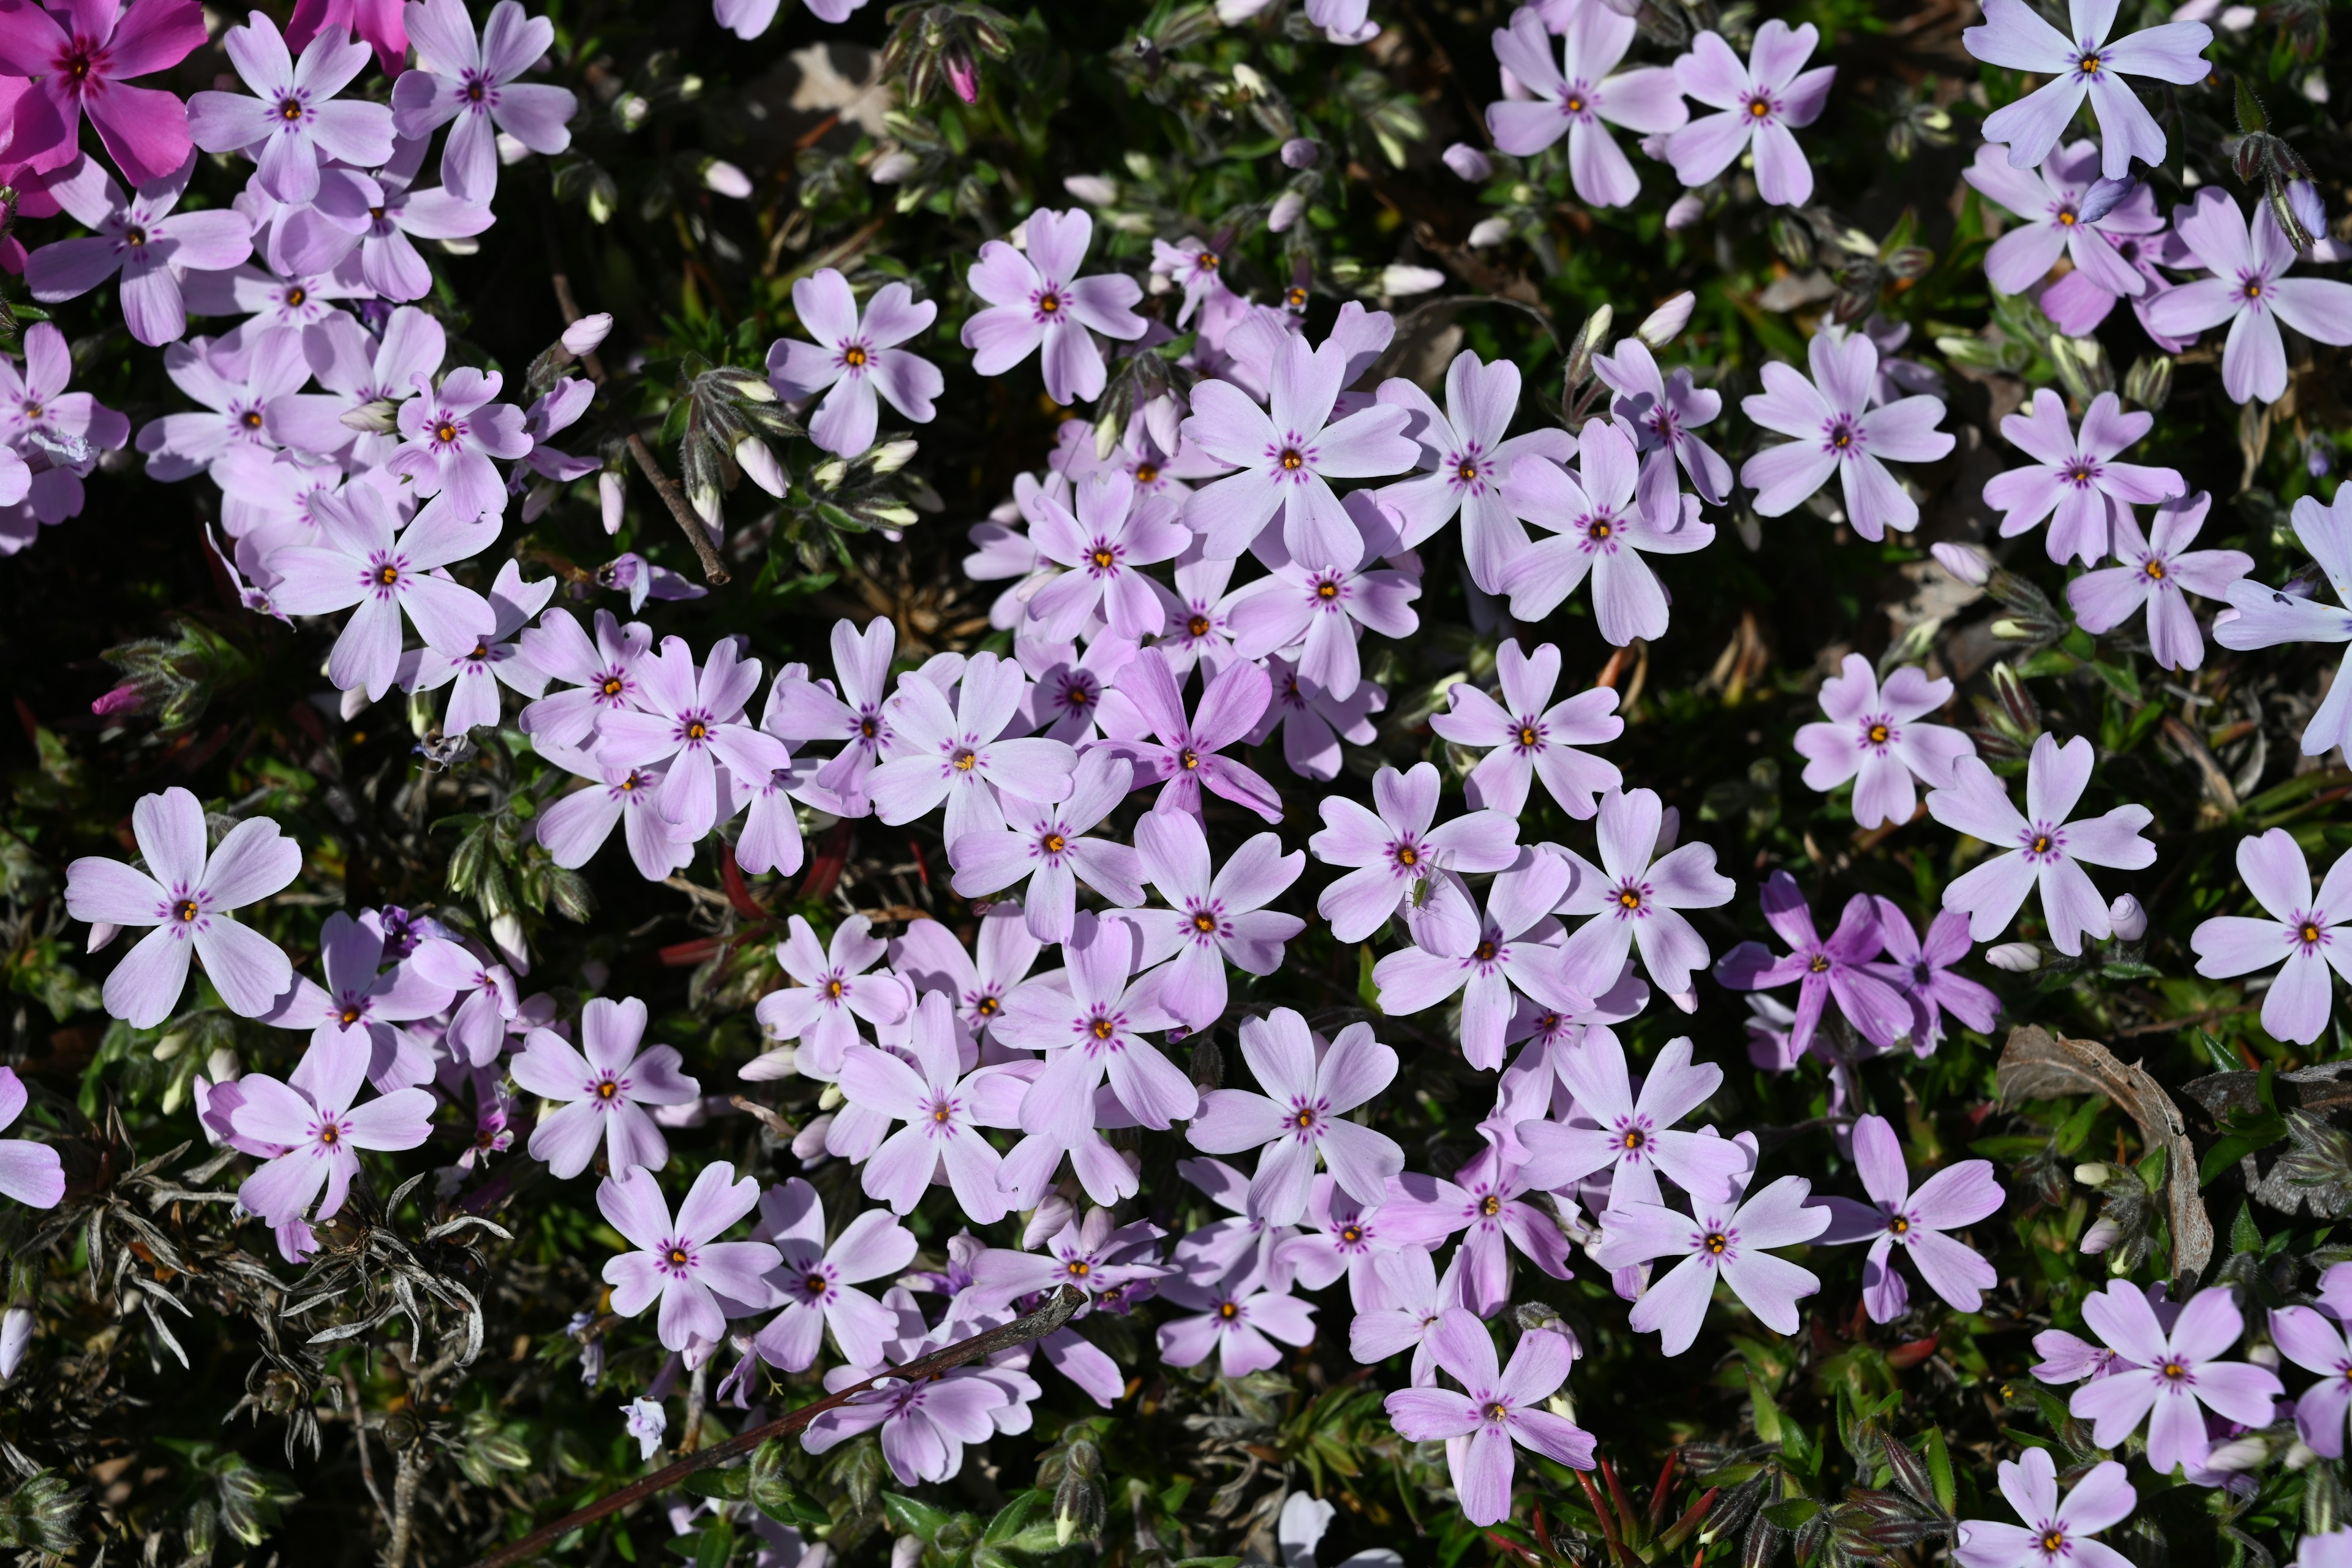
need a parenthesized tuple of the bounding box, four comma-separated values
(1186, 1009, 1403, 1225)
(1023, 472, 1189, 642)
(1310, 761, 1521, 956)
(748, 1178, 917, 1373)
(1348, 1244, 1461, 1382)
(2190, 830, 2352, 1046)
(751, 915, 912, 1079)
(582, 634, 777, 842)
(228, 1027, 435, 1227)
(1866, 903, 2000, 1054)
(1983, 390, 2184, 567)
(1373, 848, 1588, 1072)
(2270, 1303, 2352, 1457)
(1593, 337, 1733, 506)
(1953, 1450, 2136, 1568)
(2215, 488, 2352, 757)
(960, 208, 1146, 405)
(0, 1069, 64, 1210)
(26, 156, 255, 347)
(1499, 420, 1714, 641)
(2066, 1280, 2280, 1474)
(1156, 1261, 1319, 1379)
(999, 911, 1194, 1140)
(1128, 811, 1305, 1029)
(1664, 23, 1835, 205)
(391, 0, 579, 205)
(1381, 1145, 1574, 1313)
(1926, 734, 2156, 956)
(1374, 350, 1577, 589)
(1384, 1313, 1594, 1526)
(1431, 639, 1624, 819)
(869, 652, 1077, 843)
(1962, 142, 2158, 324)
(0, 0, 206, 187)
(1488, 6, 1685, 207)
(387, 366, 531, 524)
(1714, 876, 1915, 1056)
(1742, 330, 1953, 540)
(516, 608, 654, 753)
(949, 749, 1144, 943)
(1793, 654, 1975, 830)
(2067, 492, 2250, 671)
(767, 268, 942, 458)
(64, 788, 298, 1028)
(1516, 1033, 1747, 1211)
(1250, 655, 1385, 785)
(535, 761, 692, 883)
(1105, 653, 1283, 823)
(599, 1162, 780, 1352)
(1591, 1174, 1828, 1354)
(267, 481, 496, 701)
(1556, 787, 1736, 1000)
(510, 996, 700, 1179)
(286, 0, 406, 73)
(186, 11, 393, 204)
(1180, 332, 1418, 568)
(1812, 1114, 2002, 1322)
(1965, 0, 2211, 178)
(838, 992, 1027, 1223)
(2145, 190, 2352, 406)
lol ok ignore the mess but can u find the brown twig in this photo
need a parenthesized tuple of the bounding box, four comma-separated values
(344, 1364, 391, 1530)
(462, 1287, 1085, 1568)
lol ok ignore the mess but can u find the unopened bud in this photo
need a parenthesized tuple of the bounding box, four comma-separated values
(599, 469, 626, 533)
(1022, 1194, 1076, 1248)
(946, 51, 979, 105)
(1268, 190, 1306, 233)
(869, 439, 919, 475)
(1563, 306, 1613, 392)
(491, 912, 528, 971)
(1280, 137, 1320, 169)
(2080, 1216, 2124, 1254)
(2075, 1163, 2113, 1187)
(86, 921, 122, 953)
(688, 481, 723, 532)
(1930, 541, 1992, 586)
(563, 314, 614, 357)
(2109, 894, 2147, 941)
(1635, 291, 1696, 349)
(1986, 941, 2041, 973)
(1664, 191, 1704, 231)
(736, 437, 788, 497)
(1468, 216, 1511, 248)
(1442, 143, 1492, 181)
(339, 398, 401, 434)
(892, 1534, 925, 1568)
(2206, 1436, 2272, 1473)
(2122, 354, 2174, 412)
(1379, 265, 1446, 297)
(811, 458, 848, 490)
(0, 1308, 31, 1382)
(91, 684, 143, 717)
(702, 159, 752, 198)
(871, 150, 920, 184)
(1063, 173, 1119, 205)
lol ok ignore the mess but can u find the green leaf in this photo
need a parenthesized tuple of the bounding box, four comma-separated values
(1159, 1478, 1193, 1515)
(2200, 1112, 2288, 1186)
(1923, 1427, 1956, 1515)
(885, 1493, 955, 1542)
(2231, 1202, 2263, 1256)
(682, 1469, 747, 1501)
(1747, 1365, 1785, 1446)
(1764, 1499, 1821, 1529)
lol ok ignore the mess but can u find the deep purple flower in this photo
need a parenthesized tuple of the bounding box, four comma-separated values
(870, 653, 1077, 843)
(64, 787, 298, 1027)
(1664, 23, 1835, 205)
(1866, 902, 2000, 1054)
(387, 366, 531, 524)
(1384, 1312, 1594, 1525)
(186, 11, 393, 204)
(1555, 787, 1736, 1000)
(1926, 734, 2156, 956)
(750, 915, 913, 1079)
(2190, 830, 2352, 1046)
(2146, 190, 2352, 405)
(1186, 1009, 1403, 1225)
(0, 1069, 66, 1210)
(1311, 761, 1521, 956)
(1372, 846, 1588, 1072)
(961, 208, 1146, 405)
(1592, 337, 1733, 505)
(1714, 875, 1913, 1056)
(1984, 390, 2184, 567)
(1023, 472, 1189, 642)
(391, 0, 579, 205)
(1487, 6, 1686, 206)
(1965, 0, 2211, 178)
(268, 481, 497, 701)
(998, 911, 1194, 1139)
(228, 1027, 435, 1227)
(747, 1178, 916, 1374)
(1104, 653, 1283, 823)
(767, 268, 942, 458)
(0, 0, 206, 187)
(1500, 420, 1713, 641)
(2215, 488, 2352, 757)
(949, 748, 1145, 943)
(1430, 639, 1624, 819)
(838, 992, 1028, 1222)
(1591, 1174, 1828, 1354)
(1953, 1450, 2136, 1568)
(1128, 810, 1305, 1029)
(26, 154, 254, 346)
(1742, 330, 1953, 540)
(1812, 1114, 2002, 1321)
(1374, 350, 1577, 589)
(1792, 655, 1975, 829)
(1380, 1144, 1574, 1313)
(2066, 491, 2249, 669)
(1962, 142, 2162, 330)
(1516, 1033, 1747, 1212)
(511, 996, 700, 1178)
(2066, 1280, 2280, 1474)
(600, 1162, 779, 1352)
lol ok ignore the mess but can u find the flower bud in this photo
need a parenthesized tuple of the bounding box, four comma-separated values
(2079, 1216, 2124, 1254)
(85, 921, 121, 953)
(735, 437, 788, 497)
(869, 439, 920, 475)
(1379, 265, 1446, 297)
(1635, 291, 1697, 349)
(1930, 541, 1993, 586)
(599, 470, 626, 534)
(1022, 1194, 1076, 1248)
(1280, 137, 1320, 168)
(491, 912, 528, 971)
(790, 1110, 833, 1161)
(1986, 941, 2041, 973)
(339, 397, 401, 434)
(892, 1534, 925, 1568)
(1442, 143, 1493, 181)
(811, 458, 848, 490)
(1467, 216, 1512, 248)
(0, 1308, 31, 1383)
(1063, 173, 1120, 205)
(1664, 191, 1705, 231)
(946, 51, 979, 105)
(2109, 894, 2147, 941)
(871, 149, 920, 184)
(2206, 1436, 2272, 1473)
(2075, 1163, 2113, 1187)
(1268, 190, 1306, 233)
(701, 159, 752, 198)
(2122, 353, 2173, 412)
(1563, 305, 1613, 391)
(563, 313, 614, 357)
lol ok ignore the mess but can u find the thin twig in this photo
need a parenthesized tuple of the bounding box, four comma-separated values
(462, 1287, 1085, 1568)
(345, 1364, 392, 1529)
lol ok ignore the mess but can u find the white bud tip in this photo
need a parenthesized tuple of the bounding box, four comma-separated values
(1930, 541, 1993, 586)
(1986, 941, 2041, 973)
(703, 160, 753, 197)
(1636, 291, 1697, 349)
(563, 314, 614, 356)
(2108, 894, 2147, 941)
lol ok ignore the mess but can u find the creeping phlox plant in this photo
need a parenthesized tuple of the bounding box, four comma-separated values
(1, 0, 2351, 1561)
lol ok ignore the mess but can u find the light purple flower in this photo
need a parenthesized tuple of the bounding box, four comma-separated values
(1984, 390, 2185, 567)
(869, 652, 1077, 843)
(1251, 656, 1385, 785)
(839, 992, 1028, 1222)
(1372, 847, 1588, 1072)
(257, 910, 448, 1093)
(1741, 330, 1953, 540)
(1926, 734, 2156, 956)
(0, 1069, 65, 1210)
(1866, 903, 2000, 1054)
(391, 0, 579, 204)
(405, 937, 516, 1068)
(2145, 190, 2352, 405)
(387, 366, 532, 523)
(0, 320, 130, 530)
(2067, 491, 2249, 670)
(1310, 761, 1521, 956)
(2214, 487, 2352, 756)
(516, 608, 653, 752)
(1226, 531, 1420, 704)
(961, 208, 1146, 405)
(1962, 142, 2158, 322)
(1517, 1033, 1747, 1212)
(752, 915, 913, 1079)
(268, 305, 448, 466)
(2190, 830, 2352, 1046)
(186, 11, 393, 204)
(1430, 639, 1624, 819)
(1811, 1114, 2002, 1321)
(1023, 472, 1189, 642)
(136, 330, 311, 480)
(620, 1398, 665, 1460)
(1965, 0, 2212, 178)
(228, 1027, 435, 1227)
(1000, 911, 1194, 1139)
(534, 761, 692, 882)
(802, 1345, 1011, 1486)
(1592, 337, 1732, 506)
(1486, 5, 1686, 207)
(511, 995, 700, 1179)
(1150, 235, 1238, 328)
(1374, 351, 1576, 587)
(1186, 1009, 1403, 1225)
(761, 616, 897, 810)
(582, 634, 780, 842)
(26, 155, 255, 347)
(1383, 1311, 1594, 1526)
(2270, 1303, 2352, 1458)
(1591, 1174, 1828, 1354)
(1180, 332, 1418, 567)
(266, 481, 497, 701)
(283, 160, 495, 305)
(888, 910, 1044, 1047)
(1555, 787, 1736, 1000)
(1278, 1175, 1396, 1308)
(1348, 1244, 1462, 1382)
(767, 268, 942, 458)
(962, 1208, 1170, 1324)
(1664, 23, 1835, 205)
(1104, 654, 1283, 823)
(600, 1162, 780, 1352)
(746, 1178, 916, 1374)
(1714, 874, 1915, 1057)
(1128, 811, 1306, 1029)
(1379, 1145, 1575, 1313)
(1792, 654, 1975, 829)
(2065, 1280, 2280, 1474)
(64, 787, 299, 1027)
(1953, 1450, 2136, 1568)
(949, 750, 1145, 943)
(1499, 420, 1714, 641)
(1156, 1263, 1319, 1379)
(400, 560, 555, 734)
